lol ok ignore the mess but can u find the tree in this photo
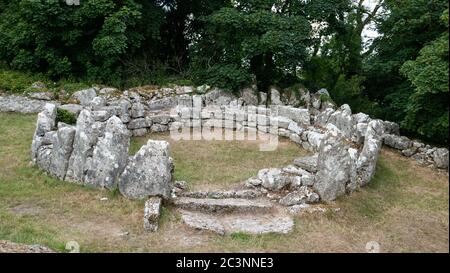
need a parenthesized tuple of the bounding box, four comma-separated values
(0, 0, 165, 84)
(363, 0, 449, 124)
(302, 0, 383, 111)
(400, 9, 449, 143)
(190, 0, 311, 95)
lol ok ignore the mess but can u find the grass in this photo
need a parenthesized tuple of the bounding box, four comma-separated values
(130, 132, 308, 190)
(0, 113, 448, 252)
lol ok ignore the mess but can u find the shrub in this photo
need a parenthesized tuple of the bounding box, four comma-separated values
(56, 108, 77, 125)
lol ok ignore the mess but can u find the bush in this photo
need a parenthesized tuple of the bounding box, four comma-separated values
(0, 69, 43, 94)
(56, 108, 77, 125)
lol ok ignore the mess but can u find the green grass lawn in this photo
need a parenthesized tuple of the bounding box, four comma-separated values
(0, 113, 448, 252)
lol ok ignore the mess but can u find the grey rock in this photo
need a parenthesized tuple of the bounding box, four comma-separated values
(180, 190, 262, 199)
(180, 210, 225, 235)
(84, 116, 130, 189)
(177, 94, 193, 107)
(128, 118, 151, 130)
(47, 125, 76, 180)
(174, 180, 188, 190)
(241, 87, 258, 105)
(34, 103, 57, 137)
(36, 145, 53, 171)
(119, 140, 173, 199)
(306, 131, 325, 150)
(0, 95, 59, 113)
(72, 88, 97, 106)
(432, 148, 449, 169)
(131, 128, 148, 137)
(144, 197, 162, 232)
(270, 88, 283, 105)
(65, 110, 101, 182)
(29, 92, 54, 101)
(356, 120, 384, 187)
(315, 108, 334, 127)
(173, 197, 273, 213)
(293, 154, 318, 173)
(279, 186, 320, 206)
(131, 102, 146, 118)
(314, 129, 351, 202)
(274, 106, 310, 126)
(383, 121, 400, 135)
(328, 104, 353, 139)
(288, 121, 303, 135)
(148, 115, 172, 125)
(148, 97, 178, 110)
(384, 134, 412, 150)
(257, 168, 291, 191)
(90, 96, 107, 110)
(58, 104, 83, 117)
(150, 124, 169, 133)
(289, 133, 302, 145)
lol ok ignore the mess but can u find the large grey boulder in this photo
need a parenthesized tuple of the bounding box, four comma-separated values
(72, 88, 97, 106)
(119, 140, 173, 199)
(240, 87, 258, 105)
(293, 154, 318, 173)
(384, 134, 412, 150)
(0, 95, 59, 113)
(275, 106, 310, 126)
(270, 88, 283, 105)
(315, 108, 334, 127)
(47, 125, 76, 180)
(356, 120, 384, 187)
(65, 110, 104, 183)
(432, 148, 449, 169)
(383, 121, 400, 135)
(257, 168, 290, 191)
(314, 127, 351, 202)
(31, 103, 57, 162)
(84, 116, 130, 189)
(328, 104, 353, 139)
(34, 103, 57, 137)
(58, 104, 83, 117)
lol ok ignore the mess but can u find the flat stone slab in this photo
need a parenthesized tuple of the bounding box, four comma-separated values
(173, 197, 273, 213)
(180, 210, 294, 235)
(293, 154, 318, 173)
(0, 95, 60, 113)
(178, 189, 262, 199)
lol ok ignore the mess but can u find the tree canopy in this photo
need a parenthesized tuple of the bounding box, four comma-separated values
(0, 0, 448, 144)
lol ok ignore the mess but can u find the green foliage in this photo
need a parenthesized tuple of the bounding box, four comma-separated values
(0, 69, 43, 93)
(0, 0, 164, 83)
(190, 0, 312, 92)
(56, 108, 77, 125)
(363, 0, 449, 121)
(399, 9, 449, 143)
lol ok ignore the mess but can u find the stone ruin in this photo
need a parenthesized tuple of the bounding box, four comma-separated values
(28, 85, 449, 235)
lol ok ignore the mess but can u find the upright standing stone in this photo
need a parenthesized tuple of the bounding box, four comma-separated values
(31, 103, 57, 162)
(144, 197, 162, 232)
(356, 120, 384, 186)
(48, 125, 76, 180)
(119, 140, 173, 199)
(84, 116, 131, 189)
(314, 126, 351, 202)
(65, 110, 99, 183)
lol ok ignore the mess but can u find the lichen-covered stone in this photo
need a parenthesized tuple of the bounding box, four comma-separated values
(84, 116, 130, 189)
(119, 140, 173, 199)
